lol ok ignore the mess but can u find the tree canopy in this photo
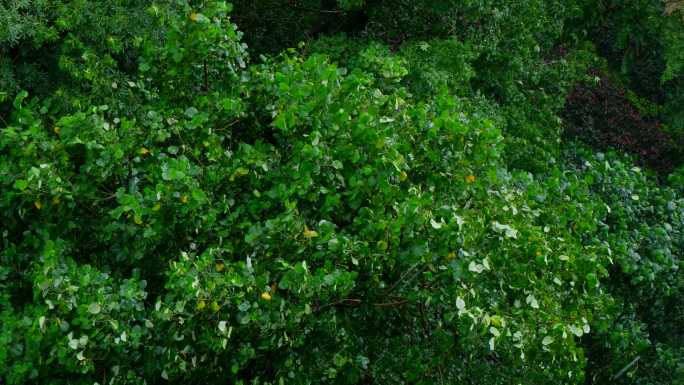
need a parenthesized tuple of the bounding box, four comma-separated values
(1, 1, 683, 384)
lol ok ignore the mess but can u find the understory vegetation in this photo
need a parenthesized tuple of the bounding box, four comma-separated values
(1, 1, 683, 384)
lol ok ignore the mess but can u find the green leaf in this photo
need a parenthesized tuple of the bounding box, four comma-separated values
(492, 221, 518, 238)
(88, 303, 101, 315)
(456, 297, 465, 311)
(13, 179, 29, 191)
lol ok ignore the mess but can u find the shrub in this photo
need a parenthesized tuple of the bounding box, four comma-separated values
(558, 145, 684, 384)
(574, 0, 684, 139)
(562, 71, 678, 172)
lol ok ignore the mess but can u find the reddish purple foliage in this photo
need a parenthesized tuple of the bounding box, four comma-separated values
(562, 70, 676, 172)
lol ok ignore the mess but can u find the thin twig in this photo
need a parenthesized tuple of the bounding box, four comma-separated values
(372, 299, 410, 307)
(313, 298, 361, 313)
(385, 262, 426, 295)
(611, 356, 640, 380)
(93, 193, 117, 203)
(314, 296, 412, 312)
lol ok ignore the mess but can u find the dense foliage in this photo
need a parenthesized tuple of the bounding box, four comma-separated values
(562, 70, 677, 172)
(1, 1, 683, 384)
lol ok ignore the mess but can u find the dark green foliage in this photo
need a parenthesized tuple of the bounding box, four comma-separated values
(575, 0, 684, 137)
(1, 1, 684, 384)
(0, 0, 155, 105)
(560, 146, 684, 385)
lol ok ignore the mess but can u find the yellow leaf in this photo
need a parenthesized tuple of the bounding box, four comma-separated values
(52, 196, 61, 205)
(139, 147, 150, 156)
(152, 203, 161, 211)
(189, 12, 198, 21)
(399, 171, 408, 181)
(447, 251, 456, 259)
(133, 215, 143, 225)
(211, 301, 220, 312)
(215, 262, 225, 272)
(197, 300, 206, 310)
(180, 195, 188, 204)
(261, 292, 272, 301)
(53, 126, 61, 135)
(376, 240, 388, 251)
(465, 175, 476, 184)
(230, 167, 249, 181)
(302, 225, 318, 239)
(34, 201, 42, 210)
